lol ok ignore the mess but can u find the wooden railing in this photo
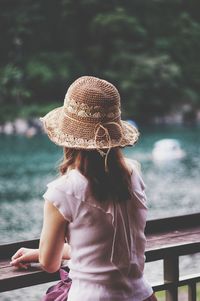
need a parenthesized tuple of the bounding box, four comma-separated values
(145, 213, 200, 301)
(0, 213, 200, 301)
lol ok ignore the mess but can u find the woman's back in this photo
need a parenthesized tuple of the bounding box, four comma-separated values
(43, 159, 153, 300)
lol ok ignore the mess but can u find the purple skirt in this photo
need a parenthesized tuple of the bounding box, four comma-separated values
(41, 269, 72, 301)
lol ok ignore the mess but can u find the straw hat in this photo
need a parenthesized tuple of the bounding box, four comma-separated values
(40, 76, 139, 151)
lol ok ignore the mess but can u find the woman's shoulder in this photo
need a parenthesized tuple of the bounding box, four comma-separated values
(46, 174, 67, 190)
(43, 169, 89, 222)
(46, 169, 88, 199)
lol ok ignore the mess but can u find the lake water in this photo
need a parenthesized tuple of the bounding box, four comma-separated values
(0, 125, 200, 300)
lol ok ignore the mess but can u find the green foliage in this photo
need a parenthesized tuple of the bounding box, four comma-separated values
(0, 103, 60, 123)
(26, 52, 73, 83)
(0, 64, 31, 105)
(19, 103, 61, 118)
(0, 0, 200, 123)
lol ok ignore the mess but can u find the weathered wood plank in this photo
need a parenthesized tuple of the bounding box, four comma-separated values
(146, 242, 200, 262)
(164, 257, 179, 301)
(0, 259, 11, 269)
(146, 227, 200, 250)
(152, 273, 200, 292)
(145, 213, 200, 234)
(0, 239, 39, 259)
(0, 261, 69, 292)
(188, 282, 196, 301)
(0, 213, 199, 292)
(0, 237, 199, 292)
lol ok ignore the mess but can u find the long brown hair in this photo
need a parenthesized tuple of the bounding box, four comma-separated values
(59, 147, 133, 203)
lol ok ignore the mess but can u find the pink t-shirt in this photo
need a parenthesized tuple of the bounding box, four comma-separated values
(43, 159, 153, 301)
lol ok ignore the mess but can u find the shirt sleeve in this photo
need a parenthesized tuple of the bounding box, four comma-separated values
(128, 160, 148, 273)
(43, 176, 76, 223)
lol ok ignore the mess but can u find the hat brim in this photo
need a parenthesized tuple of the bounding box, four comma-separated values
(40, 106, 139, 149)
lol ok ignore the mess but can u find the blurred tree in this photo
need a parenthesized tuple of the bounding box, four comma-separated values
(0, 0, 200, 123)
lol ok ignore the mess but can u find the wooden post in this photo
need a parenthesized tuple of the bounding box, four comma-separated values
(188, 282, 196, 301)
(164, 256, 179, 301)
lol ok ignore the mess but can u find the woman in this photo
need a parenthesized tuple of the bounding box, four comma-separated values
(11, 76, 157, 301)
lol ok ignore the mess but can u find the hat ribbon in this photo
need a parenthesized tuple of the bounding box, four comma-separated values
(94, 121, 123, 172)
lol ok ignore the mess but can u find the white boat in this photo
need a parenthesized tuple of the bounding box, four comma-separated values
(152, 139, 186, 161)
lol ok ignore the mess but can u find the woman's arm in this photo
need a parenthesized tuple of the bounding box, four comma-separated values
(39, 200, 68, 273)
(10, 243, 71, 268)
(11, 201, 71, 271)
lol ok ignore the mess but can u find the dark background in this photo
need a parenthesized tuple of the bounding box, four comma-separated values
(0, 0, 200, 124)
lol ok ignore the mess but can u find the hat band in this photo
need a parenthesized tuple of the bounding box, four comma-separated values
(64, 99, 121, 121)
(63, 109, 121, 124)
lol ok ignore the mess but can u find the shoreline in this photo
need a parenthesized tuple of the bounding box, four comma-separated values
(0, 113, 200, 137)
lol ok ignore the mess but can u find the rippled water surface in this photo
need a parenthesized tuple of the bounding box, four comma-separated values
(0, 126, 200, 300)
(0, 125, 200, 243)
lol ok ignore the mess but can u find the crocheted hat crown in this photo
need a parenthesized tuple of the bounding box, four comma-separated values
(63, 76, 121, 122)
(40, 76, 139, 150)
